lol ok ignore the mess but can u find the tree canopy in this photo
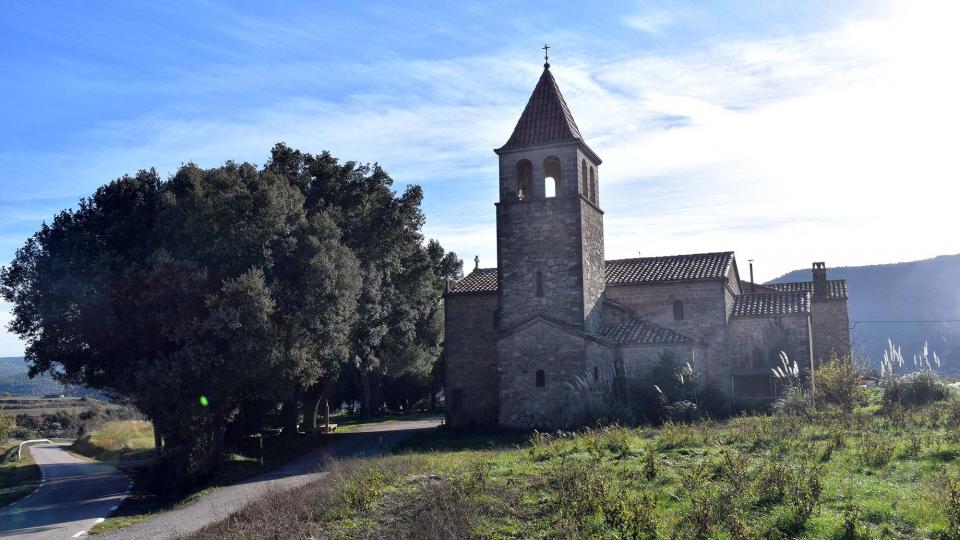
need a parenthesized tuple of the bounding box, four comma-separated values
(1, 146, 460, 487)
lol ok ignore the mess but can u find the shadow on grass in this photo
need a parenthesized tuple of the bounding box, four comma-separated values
(393, 426, 529, 454)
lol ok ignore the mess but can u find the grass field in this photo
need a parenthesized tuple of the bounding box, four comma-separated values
(0, 441, 42, 508)
(187, 397, 960, 540)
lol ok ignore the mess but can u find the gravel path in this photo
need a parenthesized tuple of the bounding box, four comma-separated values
(97, 418, 441, 540)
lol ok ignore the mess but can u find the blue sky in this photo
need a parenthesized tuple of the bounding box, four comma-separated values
(1, 0, 958, 356)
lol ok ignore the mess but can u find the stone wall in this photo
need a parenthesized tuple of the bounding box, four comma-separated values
(497, 319, 614, 429)
(811, 299, 851, 364)
(444, 292, 499, 428)
(727, 314, 813, 372)
(581, 202, 605, 333)
(620, 343, 700, 380)
(605, 281, 731, 389)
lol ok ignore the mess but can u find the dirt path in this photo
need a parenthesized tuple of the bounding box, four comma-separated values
(97, 417, 441, 540)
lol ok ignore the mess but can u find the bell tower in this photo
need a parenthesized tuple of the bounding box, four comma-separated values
(494, 57, 605, 333)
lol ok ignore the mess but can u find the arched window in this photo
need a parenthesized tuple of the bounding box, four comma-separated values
(516, 160, 533, 201)
(589, 167, 597, 203)
(535, 270, 545, 297)
(535, 369, 546, 387)
(593, 366, 599, 380)
(544, 156, 561, 198)
(673, 300, 685, 321)
(581, 160, 588, 197)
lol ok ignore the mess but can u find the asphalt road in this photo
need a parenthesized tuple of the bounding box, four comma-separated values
(97, 418, 442, 540)
(0, 444, 131, 539)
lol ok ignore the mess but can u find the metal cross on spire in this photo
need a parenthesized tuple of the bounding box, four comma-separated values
(542, 43, 550, 68)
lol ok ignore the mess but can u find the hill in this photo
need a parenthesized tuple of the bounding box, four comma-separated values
(770, 254, 960, 371)
(0, 356, 103, 398)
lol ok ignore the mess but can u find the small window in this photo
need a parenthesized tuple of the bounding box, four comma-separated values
(516, 159, 533, 200)
(544, 156, 561, 198)
(673, 300, 685, 321)
(589, 167, 597, 202)
(535, 270, 544, 297)
(535, 369, 546, 387)
(581, 160, 588, 196)
(593, 366, 599, 380)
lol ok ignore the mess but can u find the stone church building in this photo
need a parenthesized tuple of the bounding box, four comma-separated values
(443, 62, 851, 429)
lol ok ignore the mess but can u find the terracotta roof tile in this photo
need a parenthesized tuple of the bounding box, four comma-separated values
(599, 318, 691, 345)
(446, 252, 737, 296)
(497, 68, 583, 151)
(731, 291, 811, 318)
(768, 280, 848, 300)
(605, 252, 734, 285)
(447, 268, 498, 294)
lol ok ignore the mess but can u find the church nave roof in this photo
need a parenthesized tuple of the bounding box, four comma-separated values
(446, 251, 738, 295)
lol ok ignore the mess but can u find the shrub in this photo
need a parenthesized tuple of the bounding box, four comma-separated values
(855, 430, 894, 468)
(0, 412, 11, 441)
(946, 474, 960, 540)
(885, 371, 950, 409)
(341, 468, 385, 510)
(643, 445, 658, 480)
(816, 355, 866, 412)
(773, 386, 813, 417)
(835, 504, 865, 540)
(603, 491, 658, 539)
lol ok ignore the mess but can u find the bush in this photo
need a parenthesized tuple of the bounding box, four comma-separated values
(883, 371, 950, 410)
(773, 387, 813, 417)
(0, 412, 11, 441)
(816, 356, 866, 412)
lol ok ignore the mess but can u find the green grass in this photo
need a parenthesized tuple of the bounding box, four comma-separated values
(186, 400, 960, 539)
(0, 441, 42, 508)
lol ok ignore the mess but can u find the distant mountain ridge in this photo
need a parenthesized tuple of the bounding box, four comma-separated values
(769, 254, 960, 371)
(0, 356, 103, 397)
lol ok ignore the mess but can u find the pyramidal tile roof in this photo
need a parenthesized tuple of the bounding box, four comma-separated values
(497, 67, 584, 152)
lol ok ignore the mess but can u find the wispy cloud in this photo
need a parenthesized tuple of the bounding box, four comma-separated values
(623, 11, 677, 34)
(2, 0, 958, 355)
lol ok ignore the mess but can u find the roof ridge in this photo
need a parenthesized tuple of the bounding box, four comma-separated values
(605, 251, 735, 263)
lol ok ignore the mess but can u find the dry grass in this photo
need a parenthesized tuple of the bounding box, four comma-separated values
(72, 420, 155, 462)
(0, 440, 41, 507)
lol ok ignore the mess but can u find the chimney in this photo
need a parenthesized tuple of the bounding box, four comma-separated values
(748, 259, 755, 292)
(812, 262, 827, 299)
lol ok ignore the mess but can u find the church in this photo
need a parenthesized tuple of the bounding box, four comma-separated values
(443, 59, 851, 429)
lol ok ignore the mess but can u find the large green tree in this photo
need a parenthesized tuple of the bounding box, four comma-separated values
(266, 145, 461, 418)
(1, 161, 361, 488)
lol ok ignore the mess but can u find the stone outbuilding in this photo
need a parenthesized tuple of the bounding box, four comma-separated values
(444, 62, 850, 430)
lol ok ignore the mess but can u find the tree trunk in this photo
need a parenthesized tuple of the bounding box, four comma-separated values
(303, 379, 328, 431)
(282, 386, 301, 435)
(358, 370, 373, 419)
(153, 423, 163, 455)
